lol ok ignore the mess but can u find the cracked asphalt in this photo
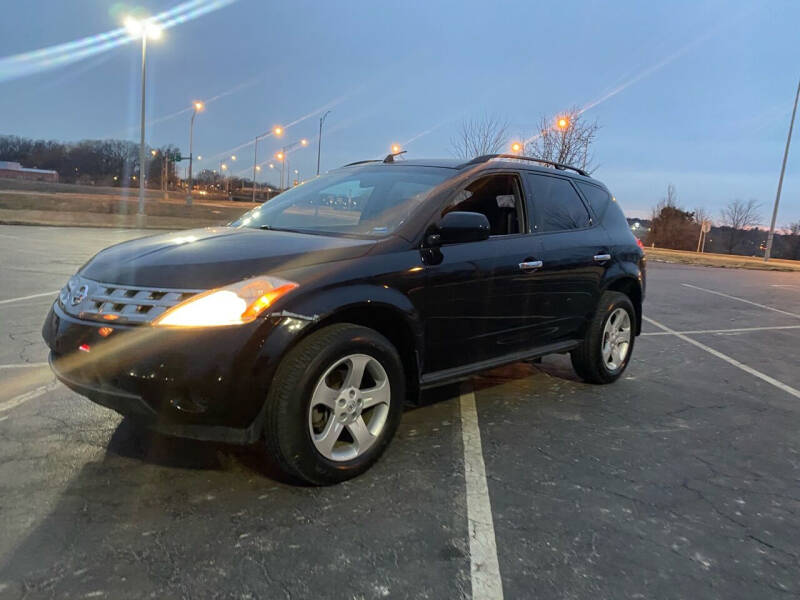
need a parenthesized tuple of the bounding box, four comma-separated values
(1, 224, 799, 599)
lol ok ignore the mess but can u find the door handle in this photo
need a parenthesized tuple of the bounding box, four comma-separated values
(519, 260, 543, 271)
(593, 254, 611, 263)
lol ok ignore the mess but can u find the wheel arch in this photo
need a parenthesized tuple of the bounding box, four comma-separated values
(603, 276, 643, 335)
(304, 303, 422, 404)
(276, 284, 425, 404)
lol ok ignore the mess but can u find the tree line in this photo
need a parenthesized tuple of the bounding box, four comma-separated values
(645, 184, 800, 259)
(0, 134, 184, 187)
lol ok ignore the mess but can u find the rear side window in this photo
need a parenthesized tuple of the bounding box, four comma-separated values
(575, 182, 611, 220)
(524, 173, 591, 232)
(576, 181, 629, 230)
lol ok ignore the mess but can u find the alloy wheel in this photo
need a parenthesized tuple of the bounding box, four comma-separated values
(308, 353, 391, 462)
(601, 307, 631, 372)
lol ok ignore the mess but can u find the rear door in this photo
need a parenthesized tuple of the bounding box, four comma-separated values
(522, 171, 610, 343)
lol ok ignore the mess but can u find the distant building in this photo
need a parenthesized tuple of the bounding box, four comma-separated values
(0, 161, 59, 183)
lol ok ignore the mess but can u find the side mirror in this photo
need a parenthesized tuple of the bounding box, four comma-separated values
(427, 211, 490, 246)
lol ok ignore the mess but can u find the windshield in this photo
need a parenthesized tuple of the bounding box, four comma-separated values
(231, 165, 452, 237)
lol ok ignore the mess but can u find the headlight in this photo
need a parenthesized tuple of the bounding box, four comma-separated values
(152, 276, 298, 327)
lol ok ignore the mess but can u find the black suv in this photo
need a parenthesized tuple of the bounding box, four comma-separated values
(43, 154, 645, 484)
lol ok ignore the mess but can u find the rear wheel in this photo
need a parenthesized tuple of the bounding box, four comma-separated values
(263, 323, 404, 485)
(571, 291, 635, 384)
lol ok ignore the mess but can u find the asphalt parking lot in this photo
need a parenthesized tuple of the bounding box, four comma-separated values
(1, 224, 799, 599)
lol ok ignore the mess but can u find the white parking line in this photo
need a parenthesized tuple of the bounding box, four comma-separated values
(771, 284, 799, 289)
(0, 381, 59, 414)
(644, 316, 800, 400)
(460, 387, 504, 600)
(0, 291, 59, 305)
(0, 362, 49, 369)
(681, 283, 800, 319)
(641, 324, 800, 336)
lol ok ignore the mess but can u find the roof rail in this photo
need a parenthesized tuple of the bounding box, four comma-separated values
(463, 154, 589, 177)
(342, 159, 382, 167)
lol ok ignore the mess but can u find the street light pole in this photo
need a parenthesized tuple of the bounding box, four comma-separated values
(317, 110, 331, 175)
(125, 16, 162, 217)
(252, 136, 259, 203)
(281, 147, 286, 190)
(253, 127, 283, 202)
(765, 77, 800, 262)
(186, 102, 203, 206)
(137, 34, 147, 216)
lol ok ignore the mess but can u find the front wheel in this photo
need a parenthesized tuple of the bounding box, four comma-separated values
(571, 291, 636, 384)
(263, 323, 405, 485)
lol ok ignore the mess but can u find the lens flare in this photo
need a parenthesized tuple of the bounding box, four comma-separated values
(0, 0, 238, 83)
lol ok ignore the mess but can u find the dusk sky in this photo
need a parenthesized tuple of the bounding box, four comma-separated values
(1, 0, 798, 222)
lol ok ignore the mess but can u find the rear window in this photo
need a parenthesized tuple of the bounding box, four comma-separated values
(524, 173, 591, 232)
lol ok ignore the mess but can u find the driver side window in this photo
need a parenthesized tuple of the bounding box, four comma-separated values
(444, 174, 523, 236)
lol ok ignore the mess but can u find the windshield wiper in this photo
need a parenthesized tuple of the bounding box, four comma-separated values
(258, 224, 305, 234)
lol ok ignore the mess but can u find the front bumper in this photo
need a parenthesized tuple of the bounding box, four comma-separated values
(43, 302, 305, 443)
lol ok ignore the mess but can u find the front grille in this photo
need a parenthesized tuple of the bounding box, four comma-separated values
(60, 276, 204, 325)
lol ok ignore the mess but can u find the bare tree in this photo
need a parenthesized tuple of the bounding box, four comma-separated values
(527, 107, 600, 172)
(646, 184, 697, 250)
(719, 199, 762, 254)
(693, 206, 712, 227)
(450, 114, 509, 159)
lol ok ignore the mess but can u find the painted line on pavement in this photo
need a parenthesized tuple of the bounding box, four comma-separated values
(0, 291, 59, 305)
(681, 283, 800, 319)
(770, 284, 799, 289)
(0, 381, 59, 414)
(641, 324, 800, 336)
(0, 362, 49, 370)
(644, 316, 800, 400)
(460, 386, 504, 600)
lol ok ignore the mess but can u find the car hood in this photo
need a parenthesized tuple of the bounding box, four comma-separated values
(80, 227, 376, 289)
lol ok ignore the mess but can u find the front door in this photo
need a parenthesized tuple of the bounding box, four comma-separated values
(420, 172, 547, 373)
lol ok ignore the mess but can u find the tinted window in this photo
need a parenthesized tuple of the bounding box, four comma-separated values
(575, 182, 610, 220)
(576, 181, 629, 230)
(525, 173, 591, 232)
(445, 174, 522, 236)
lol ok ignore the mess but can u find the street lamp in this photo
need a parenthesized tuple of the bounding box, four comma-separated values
(510, 142, 522, 155)
(275, 139, 307, 190)
(765, 78, 800, 261)
(253, 125, 283, 202)
(125, 15, 163, 217)
(186, 101, 204, 205)
(317, 110, 331, 175)
(391, 144, 401, 154)
(557, 117, 570, 130)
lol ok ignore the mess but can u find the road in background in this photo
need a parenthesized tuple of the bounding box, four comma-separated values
(1, 225, 799, 599)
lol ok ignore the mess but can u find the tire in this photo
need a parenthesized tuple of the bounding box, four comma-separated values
(263, 323, 405, 485)
(571, 291, 636, 384)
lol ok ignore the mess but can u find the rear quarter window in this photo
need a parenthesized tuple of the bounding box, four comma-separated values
(575, 181, 629, 230)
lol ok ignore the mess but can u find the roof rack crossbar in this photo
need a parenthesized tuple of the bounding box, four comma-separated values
(463, 154, 589, 177)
